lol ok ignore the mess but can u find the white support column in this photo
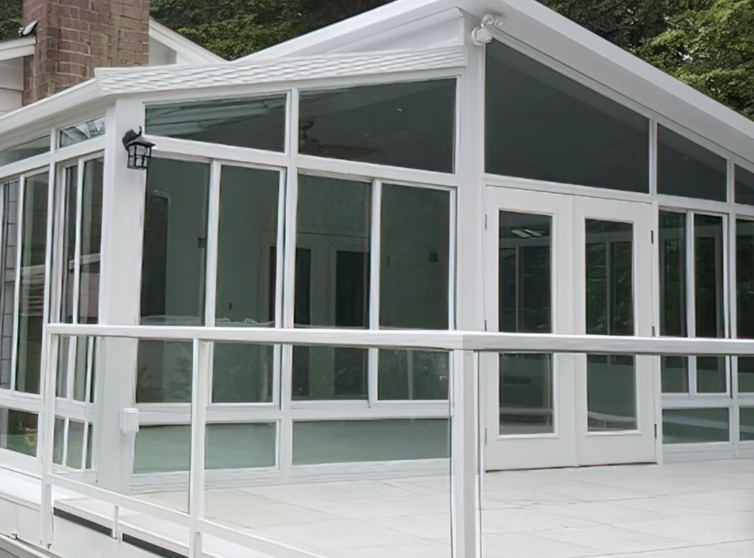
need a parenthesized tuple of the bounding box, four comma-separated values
(95, 98, 147, 491)
(39, 332, 59, 548)
(451, 349, 481, 558)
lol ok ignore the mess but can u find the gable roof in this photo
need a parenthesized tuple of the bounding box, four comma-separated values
(242, 0, 754, 163)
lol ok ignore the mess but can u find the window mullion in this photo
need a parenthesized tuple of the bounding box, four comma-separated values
(204, 161, 222, 328)
(10, 176, 26, 393)
(368, 179, 382, 407)
(688, 211, 697, 396)
(71, 159, 85, 324)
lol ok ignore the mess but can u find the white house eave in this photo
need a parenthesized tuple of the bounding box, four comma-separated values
(0, 78, 102, 141)
(0, 36, 36, 63)
(149, 20, 225, 64)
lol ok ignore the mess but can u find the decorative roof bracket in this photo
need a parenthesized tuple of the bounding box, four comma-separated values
(471, 14, 505, 47)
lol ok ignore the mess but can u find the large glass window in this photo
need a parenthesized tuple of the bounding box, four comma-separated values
(663, 408, 729, 444)
(58, 159, 104, 325)
(486, 41, 649, 192)
(299, 80, 456, 173)
(59, 117, 105, 148)
(146, 96, 287, 152)
(0, 408, 38, 457)
(293, 175, 370, 400)
(0, 179, 19, 390)
(380, 184, 449, 329)
(659, 210, 728, 395)
(737, 219, 754, 339)
(0, 136, 49, 167)
(140, 159, 210, 326)
(16, 173, 49, 394)
(658, 126, 727, 201)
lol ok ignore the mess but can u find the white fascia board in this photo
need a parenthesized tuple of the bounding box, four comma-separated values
(0, 78, 102, 142)
(148, 19, 225, 64)
(241, 0, 461, 61)
(0, 36, 36, 63)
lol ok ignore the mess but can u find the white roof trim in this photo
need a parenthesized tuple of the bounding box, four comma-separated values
(149, 20, 224, 64)
(0, 36, 36, 63)
(95, 47, 466, 94)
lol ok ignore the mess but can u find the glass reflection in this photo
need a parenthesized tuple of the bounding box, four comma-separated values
(16, 173, 49, 394)
(0, 179, 18, 390)
(658, 126, 727, 201)
(695, 214, 724, 338)
(499, 354, 553, 435)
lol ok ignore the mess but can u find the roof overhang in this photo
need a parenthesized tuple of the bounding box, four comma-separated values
(0, 36, 36, 63)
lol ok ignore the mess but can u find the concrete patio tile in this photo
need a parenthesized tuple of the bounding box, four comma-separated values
(482, 532, 603, 558)
(536, 524, 683, 554)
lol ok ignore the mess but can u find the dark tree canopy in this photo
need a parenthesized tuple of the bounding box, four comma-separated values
(0, 0, 752, 118)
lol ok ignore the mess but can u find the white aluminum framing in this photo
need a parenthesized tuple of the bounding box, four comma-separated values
(0, 121, 107, 468)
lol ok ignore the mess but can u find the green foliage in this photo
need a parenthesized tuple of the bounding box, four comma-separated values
(0, 0, 22, 42)
(636, 0, 754, 118)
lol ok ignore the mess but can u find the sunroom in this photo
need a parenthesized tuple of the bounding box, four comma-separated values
(0, 1, 752, 557)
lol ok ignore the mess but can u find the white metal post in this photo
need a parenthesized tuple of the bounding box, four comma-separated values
(451, 349, 481, 558)
(189, 339, 209, 558)
(40, 332, 60, 548)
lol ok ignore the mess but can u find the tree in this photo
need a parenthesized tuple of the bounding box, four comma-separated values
(636, 0, 754, 118)
(0, 0, 22, 42)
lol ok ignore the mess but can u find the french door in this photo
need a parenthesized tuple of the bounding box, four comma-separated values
(483, 187, 656, 470)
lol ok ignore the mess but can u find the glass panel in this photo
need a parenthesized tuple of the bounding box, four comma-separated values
(136, 341, 192, 404)
(499, 354, 553, 435)
(134, 425, 190, 473)
(292, 346, 366, 400)
(292, 419, 449, 465)
(0, 179, 19, 390)
(661, 356, 689, 393)
(695, 214, 724, 338)
(735, 165, 754, 206)
(59, 166, 77, 323)
(663, 408, 729, 444)
(739, 357, 754, 393)
(381, 184, 450, 329)
(499, 212, 551, 333)
(586, 220, 634, 336)
(212, 343, 273, 403)
(737, 219, 754, 338)
(300, 80, 456, 172)
(53, 417, 65, 465)
(588, 355, 637, 432)
(0, 408, 38, 457)
(294, 176, 369, 400)
(59, 116, 105, 147)
(206, 423, 276, 469)
(741, 408, 754, 442)
(658, 126, 727, 201)
(66, 420, 85, 469)
(78, 159, 103, 324)
(141, 159, 210, 326)
(216, 166, 279, 327)
(145, 96, 286, 152)
(659, 211, 687, 337)
(16, 173, 49, 394)
(0, 136, 49, 167)
(486, 41, 649, 192)
(378, 350, 449, 400)
(697, 356, 727, 394)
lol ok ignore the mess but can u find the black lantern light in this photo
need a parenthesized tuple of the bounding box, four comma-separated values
(122, 127, 155, 170)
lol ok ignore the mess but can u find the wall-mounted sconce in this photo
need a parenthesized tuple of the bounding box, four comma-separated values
(122, 127, 155, 170)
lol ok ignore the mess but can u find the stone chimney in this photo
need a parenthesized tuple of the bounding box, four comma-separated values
(23, 0, 151, 105)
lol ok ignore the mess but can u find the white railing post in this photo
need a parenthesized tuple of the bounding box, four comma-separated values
(188, 339, 209, 558)
(40, 332, 60, 548)
(451, 349, 481, 558)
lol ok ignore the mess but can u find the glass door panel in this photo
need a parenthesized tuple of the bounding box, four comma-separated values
(484, 188, 576, 470)
(575, 197, 655, 466)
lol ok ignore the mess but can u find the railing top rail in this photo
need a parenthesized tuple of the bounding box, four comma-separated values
(44, 324, 754, 356)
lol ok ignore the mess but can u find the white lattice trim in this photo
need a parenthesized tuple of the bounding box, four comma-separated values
(95, 47, 467, 95)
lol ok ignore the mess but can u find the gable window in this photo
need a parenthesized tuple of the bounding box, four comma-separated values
(486, 41, 649, 192)
(299, 80, 457, 173)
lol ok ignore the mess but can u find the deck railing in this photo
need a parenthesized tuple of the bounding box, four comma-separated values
(35, 324, 754, 558)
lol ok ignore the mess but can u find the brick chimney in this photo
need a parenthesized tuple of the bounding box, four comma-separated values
(23, 0, 151, 105)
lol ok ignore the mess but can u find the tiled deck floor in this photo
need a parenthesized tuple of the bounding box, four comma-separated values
(132, 459, 754, 557)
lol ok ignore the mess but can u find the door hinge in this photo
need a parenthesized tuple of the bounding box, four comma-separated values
(651, 230, 655, 244)
(484, 428, 488, 445)
(484, 320, 488, 331)
(484, 214, 488, 229)
(652, 326, 656, 337)
(654, 424, 658, 439)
